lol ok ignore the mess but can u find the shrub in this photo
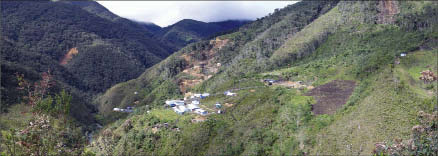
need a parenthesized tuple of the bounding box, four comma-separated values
(373, 111, 438, 155)
(1, 72, 86, 155)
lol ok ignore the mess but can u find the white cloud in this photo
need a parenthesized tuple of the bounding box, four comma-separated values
(97, 1, 297, 27)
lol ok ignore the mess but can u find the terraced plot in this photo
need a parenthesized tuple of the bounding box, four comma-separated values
(305, 80, 356, 115)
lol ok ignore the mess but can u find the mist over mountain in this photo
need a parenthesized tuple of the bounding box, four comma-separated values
(0, 0, 250, 114)
(1, 1, 437, 156)
(155, 19, 252, 49)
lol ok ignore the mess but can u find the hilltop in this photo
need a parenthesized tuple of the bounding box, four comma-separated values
(0, 1, 250, 124)
(0, 1, 437, 155)
(155, 19, 251, 49)
(90, 1, 437, 155)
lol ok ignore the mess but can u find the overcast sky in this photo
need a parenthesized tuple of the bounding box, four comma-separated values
(97, 1, 297, 27)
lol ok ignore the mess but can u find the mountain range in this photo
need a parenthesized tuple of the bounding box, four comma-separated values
(1, 0, 437, 155)
(1, 1, 251, 123)
(90, 1, 437, 155)
(154, 19, 251, 49)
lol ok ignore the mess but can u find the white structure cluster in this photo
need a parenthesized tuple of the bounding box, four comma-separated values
(224, 91, 237, 96)
(113, 106, 135, 113)
(165, 93, 210, 115)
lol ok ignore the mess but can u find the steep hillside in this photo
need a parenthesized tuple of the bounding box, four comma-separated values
(0, 1, 174, 121)
(65, 1, 121, 22)
(95, 0, 337, 118)
(155, 19, 251, 49)
(90, 0, 437, 155)
(68, 1, 169, 37)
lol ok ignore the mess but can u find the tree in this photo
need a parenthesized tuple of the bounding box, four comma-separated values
(1, 71, 88, 155)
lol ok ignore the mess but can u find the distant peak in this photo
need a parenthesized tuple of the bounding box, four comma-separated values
(177, 19, 206, 24)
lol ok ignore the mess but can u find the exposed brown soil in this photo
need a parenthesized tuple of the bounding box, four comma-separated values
(60, 47, 78, 65)
(305, 80, 356, 115)
(377, 0, 399, 24)
(192, 115, 206, 123)
(273, 80, 313, 89)
(152, 127, 158, 134)
(178, 38, 231, 93)
(210, 38, 229, 50)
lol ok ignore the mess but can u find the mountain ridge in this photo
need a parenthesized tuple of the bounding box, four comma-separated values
(0, 0, 175, 122)
(154, 19, 252, 49)
(0, 1, 436, 155)
(89, 1, 437, 155)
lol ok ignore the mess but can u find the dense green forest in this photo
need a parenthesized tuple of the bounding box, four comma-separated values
(1, 0, 437, 155)
(0, 0, 173, 123)
(0, 1, 250, 122)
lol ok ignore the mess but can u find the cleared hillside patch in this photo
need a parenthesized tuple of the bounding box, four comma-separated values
(59, 47, 78, 65)
(305, 80, 356, 115)
(308, 67, 436, 155)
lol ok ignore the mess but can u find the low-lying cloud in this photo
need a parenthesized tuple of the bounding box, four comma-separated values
(97, 1, 297, 27)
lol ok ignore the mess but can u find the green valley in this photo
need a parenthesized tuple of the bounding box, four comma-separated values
(1, 0, 437, 155)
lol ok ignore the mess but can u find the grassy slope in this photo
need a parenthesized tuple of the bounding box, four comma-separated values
(0, 104, 33, 131)
(90, 1, 437, 155)
(309, 50, 437, 155)
(94, 1, 337, 121)
(270, 4, 342, 67)
(91, 80, 317, 155)
(262, 17, 436, 154)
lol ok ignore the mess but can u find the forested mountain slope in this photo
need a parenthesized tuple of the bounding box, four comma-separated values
(90, 1, 437, 155)
(95, 0, 337, 116)
(0, 0, 174, 122)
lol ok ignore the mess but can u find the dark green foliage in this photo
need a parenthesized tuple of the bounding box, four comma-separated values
(92, 1, 438, 155)
(66, 1, 121, 22)
(0, 1, 177, 123)
(93, 0, 339, 127)
(65, 45, 146, 92)
(1, 114, 87, 156)
(1, 75, 88, 156)
(396, 1, 438, 32)
(351, 28, 424, 78)
(92, 85, 317, 155)
(2, 0, 434, 155)
(34, 90, 71, 117)
(0, 0, 173, 102)
(0, 62, 40, 112)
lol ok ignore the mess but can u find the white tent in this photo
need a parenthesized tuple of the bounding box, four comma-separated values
(174, 100, 185, 106)
(192, 100, 200, 105)
(195, 109, 208, 115)
(172, 107, 185, 115)
(165, 100, 175, 105)
(177, 105, 190, 112)
(226, 92, 236, 96)
(187, 104, 200, 111)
